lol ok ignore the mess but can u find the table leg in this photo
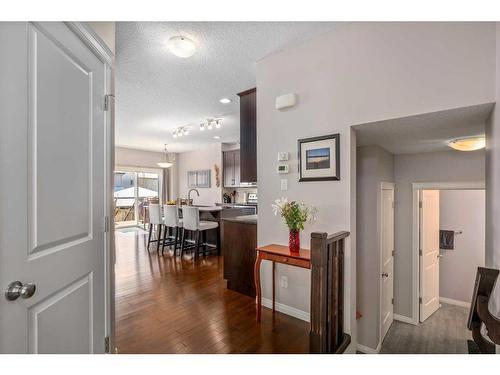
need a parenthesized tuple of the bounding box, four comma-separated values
(272, 261, 276, 313)
(254, 253, 263, 322)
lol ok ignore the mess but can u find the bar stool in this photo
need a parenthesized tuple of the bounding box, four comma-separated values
(181, 206, 219, 259)
(147, 203, 164, 252)
(162, 205, 183, 255)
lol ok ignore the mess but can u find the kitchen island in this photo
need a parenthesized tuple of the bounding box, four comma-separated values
(221, 215, 257, 297)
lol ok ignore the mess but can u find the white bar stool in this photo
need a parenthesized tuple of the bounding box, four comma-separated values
(181, 206, 219, 259)
(147, 203, 164, 252)
(162, 205, 183, 255)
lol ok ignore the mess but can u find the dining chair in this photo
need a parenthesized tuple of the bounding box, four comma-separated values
(181, 206, 219, 259)
(162, 205, 183, 255)
(147, 203, 164, 252)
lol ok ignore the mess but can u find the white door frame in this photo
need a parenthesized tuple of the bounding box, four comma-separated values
(411, 181, 485, 325)
(66, 22, 115, 351)
(380, 182, 395, 344)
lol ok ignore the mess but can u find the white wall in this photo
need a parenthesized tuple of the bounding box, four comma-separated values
(393, 150, 485, 318)
(485, 23, 500, 320)
(256, 22, 494, 349)
(176, 143, 223, 206)
(356, 145, 394, 350)
(439, 190, 485, 304)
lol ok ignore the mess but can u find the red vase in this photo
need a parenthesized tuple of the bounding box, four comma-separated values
(289, 230, 300, 252)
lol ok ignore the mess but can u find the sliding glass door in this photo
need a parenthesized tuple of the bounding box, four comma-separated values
(114, 168, 162, 228)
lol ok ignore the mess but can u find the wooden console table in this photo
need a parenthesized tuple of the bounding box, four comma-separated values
(254, 244, 311, 322)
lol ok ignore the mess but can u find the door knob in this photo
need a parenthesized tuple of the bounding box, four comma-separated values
(381, 272, 389, 278)
(5, 281, 36, 301)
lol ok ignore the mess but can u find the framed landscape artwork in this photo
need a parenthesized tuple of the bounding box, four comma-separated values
(298, 133, 340, 181)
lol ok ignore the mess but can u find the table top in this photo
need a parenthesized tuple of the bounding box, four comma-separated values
(256, 244, 311, 261)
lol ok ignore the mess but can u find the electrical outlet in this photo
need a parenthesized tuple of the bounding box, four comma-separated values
(280, 276, 288, 288)
(280, 178, 288, 191)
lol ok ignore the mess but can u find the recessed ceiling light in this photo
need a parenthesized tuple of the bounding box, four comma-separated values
(448, 136, 485, 151)
(167, 36, 196, 58)
(219, 98, 232, 104)
(213, 136, 221, 140)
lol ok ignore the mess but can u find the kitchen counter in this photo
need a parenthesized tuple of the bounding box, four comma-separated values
(222, 214, 257, 224)
(216, 202, 258, 207)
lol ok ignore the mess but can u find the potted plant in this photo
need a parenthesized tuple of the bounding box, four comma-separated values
(272, 198, 315, 252)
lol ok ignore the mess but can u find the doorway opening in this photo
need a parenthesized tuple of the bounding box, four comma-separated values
(412, 183, 486, 323)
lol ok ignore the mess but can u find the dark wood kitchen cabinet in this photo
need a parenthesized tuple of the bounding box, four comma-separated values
(238, 88, 257, 183)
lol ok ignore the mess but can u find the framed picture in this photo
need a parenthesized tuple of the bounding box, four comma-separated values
(298, 133, 340, 181)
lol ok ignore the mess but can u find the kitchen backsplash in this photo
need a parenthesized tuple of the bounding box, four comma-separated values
(222, 187, 257, 203)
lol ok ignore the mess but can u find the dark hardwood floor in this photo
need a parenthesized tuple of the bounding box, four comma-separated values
(114, 227, 310, 354)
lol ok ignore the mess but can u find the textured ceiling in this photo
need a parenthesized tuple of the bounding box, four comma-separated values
(354, 103, 494, 155)
(115, 22, 336, 153)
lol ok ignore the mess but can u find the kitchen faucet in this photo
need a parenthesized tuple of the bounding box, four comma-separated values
(188, 188, 200, 205)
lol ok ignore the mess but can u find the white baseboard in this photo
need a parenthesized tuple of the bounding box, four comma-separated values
(357, 342, 381, 354)
(261, 298, 310, 322)
(440, 297, 470, 308)
(394, 314, 416, 325)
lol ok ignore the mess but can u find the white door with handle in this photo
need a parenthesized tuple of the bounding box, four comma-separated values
(0, 22, 111, 353)
(419, 190, 440, 322)
(380, 184, 394, 341)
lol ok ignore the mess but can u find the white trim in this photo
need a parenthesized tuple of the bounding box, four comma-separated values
(357, 342, 381, 354)
(394, 314, 416, 325)
(379, 182, 395, 344)
(439, 297, 471, 308)
(261, 298, 310, 322)
(411, 181, 485, 326)
(65, 22, 114, 66)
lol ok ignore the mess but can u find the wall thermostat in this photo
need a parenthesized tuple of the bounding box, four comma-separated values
(278, 152, 289, 161)
(277, 164, 289, 174)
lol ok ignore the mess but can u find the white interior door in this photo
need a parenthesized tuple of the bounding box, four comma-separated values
(380, 185, 394, 341)
(419, 190, 440, 322)
(0, 22, 109, 353)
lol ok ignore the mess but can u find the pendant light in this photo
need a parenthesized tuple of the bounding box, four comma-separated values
(157, 144, 174, 168)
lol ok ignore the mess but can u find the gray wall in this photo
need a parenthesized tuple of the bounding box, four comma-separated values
(356, 146, 394, 350)
(256, 23, 494, 349)
(485, 23, 500, 319)
(393, 150, 485, 318)
(439, 190, 485, 304)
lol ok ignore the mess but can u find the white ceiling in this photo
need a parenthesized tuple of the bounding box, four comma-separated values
(353, 103, 494, 155)
(115, 22, 336, 153)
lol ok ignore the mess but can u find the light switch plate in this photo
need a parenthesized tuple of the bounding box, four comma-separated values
(277, 164, 289, 174)
(280, 179, 288, 191)
(278, 152, 289, 161)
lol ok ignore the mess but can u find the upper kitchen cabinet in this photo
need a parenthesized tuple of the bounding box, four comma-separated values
(238, 88, 257, 183)
(223, 150, 240, 188)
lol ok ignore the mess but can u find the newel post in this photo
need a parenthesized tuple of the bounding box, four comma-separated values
(309, 230, 350, 354)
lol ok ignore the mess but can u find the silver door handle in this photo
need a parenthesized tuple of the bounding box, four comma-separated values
(381, 272, 389, 278)
(5, 281, 36, 301)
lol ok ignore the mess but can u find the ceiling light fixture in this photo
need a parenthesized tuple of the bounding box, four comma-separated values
(207, 121, 213, 130)
(183, 128, 189, 136)
(213, 136, 221, 140)
(219, 98, 232, 104)
(215, 119, 222, 129)
(157, 144, 174, 168)
(167, 36, 196, 58)
(448, 136, 485, 151)
(200, 123, 205, 131)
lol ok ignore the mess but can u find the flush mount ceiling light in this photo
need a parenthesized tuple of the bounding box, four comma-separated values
(219, 98, 232, 104)
(167, 36, 196, 58)
(157, 144, 174, 168)
(448, 136, 485, 151)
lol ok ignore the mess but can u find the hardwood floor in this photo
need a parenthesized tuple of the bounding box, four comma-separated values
(114, 227, 310, 354)
(380, 303, 472, 354)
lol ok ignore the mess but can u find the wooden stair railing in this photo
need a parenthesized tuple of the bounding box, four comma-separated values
(310, 231, 351, 354)
(467, 267, 500, 354)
